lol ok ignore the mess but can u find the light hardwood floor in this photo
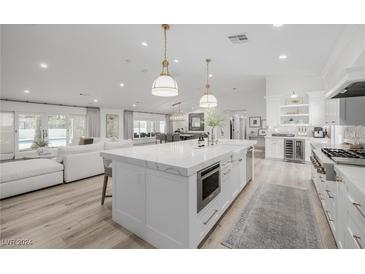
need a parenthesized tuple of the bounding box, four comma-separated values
(0, 155, 337, 249)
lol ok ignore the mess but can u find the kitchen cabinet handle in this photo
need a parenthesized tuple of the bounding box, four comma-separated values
(353, 203, 365, 219)
(223, 169, 231, 175)
(238, 158, 243, 162)
(326, 190, 334, 199)
(203, 209, 218, 225)
(353, 235, 363, 249)
(326, 210, 334, 222)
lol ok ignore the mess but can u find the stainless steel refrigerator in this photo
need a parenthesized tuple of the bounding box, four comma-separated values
(230, 114, 246, 140)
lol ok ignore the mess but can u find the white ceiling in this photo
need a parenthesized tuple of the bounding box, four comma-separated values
(1, 24, 345, 113)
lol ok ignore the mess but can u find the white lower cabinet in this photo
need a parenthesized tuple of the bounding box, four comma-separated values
(221, 150, 247, 211)
(265, 138, 284, 160)
(220, 159, 233, 212)
(313, 168, 365, 249)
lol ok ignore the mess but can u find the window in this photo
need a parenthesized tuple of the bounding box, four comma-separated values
(133, 112, 167, 138)
(159, 121, 166, 133)
(69, 115, 86, 145)
(133, 120, 140, 137)
(48, 115, 67, 147)
(0, 112, 15, 160)
(18, 113, 42, 151)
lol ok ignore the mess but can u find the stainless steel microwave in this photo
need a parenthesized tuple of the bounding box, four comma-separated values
(197, 162, 221, 213)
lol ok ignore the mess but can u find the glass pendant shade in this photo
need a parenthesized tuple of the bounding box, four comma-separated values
(200, 93, 218, 108)
(152, 24, 178, 97)
(152, 74, 178, 97)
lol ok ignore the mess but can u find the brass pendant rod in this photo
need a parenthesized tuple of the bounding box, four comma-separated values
(161, 24, 170, 75)
(205, 59, 211, 95)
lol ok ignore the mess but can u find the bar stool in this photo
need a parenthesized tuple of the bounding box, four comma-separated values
(101, 158, 112, 205)
(166, 133, 173, 142)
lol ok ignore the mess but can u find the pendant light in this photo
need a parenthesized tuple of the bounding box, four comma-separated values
(152, 24, 178, 97)
(199, 59, 217, 108)
(170, 102, 185, 121)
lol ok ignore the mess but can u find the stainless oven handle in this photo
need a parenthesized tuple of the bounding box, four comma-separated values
(353, 203, 365, 219)
(203, 209, 218, 225)
(353, 235, 363, 249)
(200, 168, 220, 180)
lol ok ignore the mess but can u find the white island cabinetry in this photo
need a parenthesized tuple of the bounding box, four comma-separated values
(101, 139, 256, 248)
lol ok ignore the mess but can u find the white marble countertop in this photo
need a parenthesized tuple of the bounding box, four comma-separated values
(265, 135, 326, 140)
(101, 139, 256, 176)
(334, 165, 365, 195)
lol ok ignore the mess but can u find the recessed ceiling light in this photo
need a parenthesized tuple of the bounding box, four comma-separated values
(141, 42, 148, 47)
(93, 99, 98, 103)
(279, 54, 287, 60)
(120, 83, 125, 87)
(132, 103, 137, 107)
(273, 24, 283, 27)
(209, 74, 213, 78)
(174, 59, 179, 63)
(24, 89, 30, 94)
(40, 62, 48, 69)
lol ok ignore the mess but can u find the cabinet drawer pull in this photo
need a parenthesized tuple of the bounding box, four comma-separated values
(353, 203, 365, 219)
(223, 169, 231, 175)
(203, 209, 218, 225)
(326, 210, 334, 222)
(353, 235, 363, 249)
(326, 190, 334, 199)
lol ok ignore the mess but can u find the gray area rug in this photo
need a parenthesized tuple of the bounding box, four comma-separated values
(222, 184, 322, 249)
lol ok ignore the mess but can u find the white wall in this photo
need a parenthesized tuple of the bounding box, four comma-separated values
(171, 109, 209, 133)
(171, 80, 266, 138)
(266, 75, 324, 97)
(100, 108, 124, 139)
(321, 25, 365, 91)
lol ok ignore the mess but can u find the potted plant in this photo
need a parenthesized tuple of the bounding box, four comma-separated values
(206, 109, 225, 145)
(31, 138, 49, 154)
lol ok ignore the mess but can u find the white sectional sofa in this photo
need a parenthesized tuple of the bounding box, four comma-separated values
(57, 139, 133, 183)
(0, 139, 133, 199)
(0, 159, 64, 199)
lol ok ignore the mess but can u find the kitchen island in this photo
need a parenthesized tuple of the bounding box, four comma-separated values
(101, 139, 256, 248)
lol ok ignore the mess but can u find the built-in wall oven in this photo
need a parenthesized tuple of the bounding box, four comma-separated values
(197, 162, 221, 213)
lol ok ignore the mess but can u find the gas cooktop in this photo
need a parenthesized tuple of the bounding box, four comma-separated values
(321, 148, 365, 166)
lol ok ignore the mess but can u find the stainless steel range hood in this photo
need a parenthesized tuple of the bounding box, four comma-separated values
(332, 81, 365, 98)
(325, 66, 365, 99)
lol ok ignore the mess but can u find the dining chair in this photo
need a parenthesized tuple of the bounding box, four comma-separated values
(101, 158, 112, 205)
(166, 133, 173, 142)
(173, 133, 180, 142)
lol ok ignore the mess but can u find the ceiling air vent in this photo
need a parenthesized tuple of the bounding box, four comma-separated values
(228, 33, 248, 44)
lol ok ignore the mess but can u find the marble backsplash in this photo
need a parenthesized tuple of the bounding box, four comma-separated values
(267, 125, 365, 145)
(343, 126, 365, 145)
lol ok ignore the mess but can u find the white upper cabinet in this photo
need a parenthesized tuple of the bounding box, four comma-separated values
(325, 98, 340, 125)
(325, 96, 365, 126)
(266, 95, 281, 127)
(307, 91, 325, 126)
